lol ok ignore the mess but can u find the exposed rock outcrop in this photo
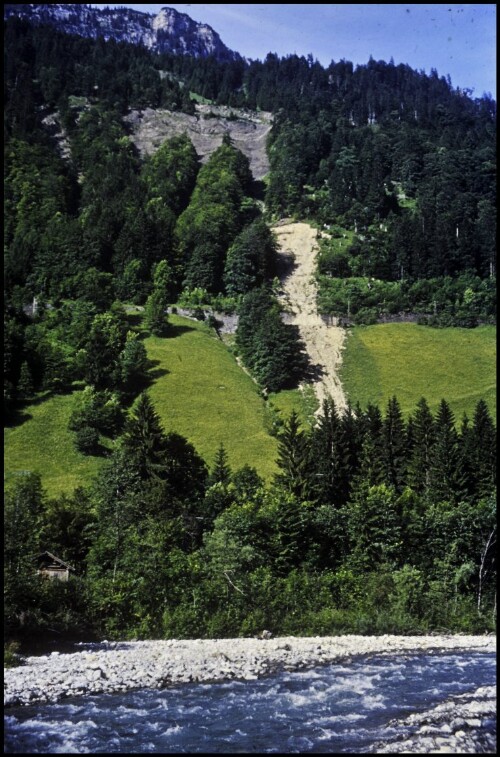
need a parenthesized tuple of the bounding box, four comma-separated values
(3, 4, 241, 62)
(124, 104, 272, 180)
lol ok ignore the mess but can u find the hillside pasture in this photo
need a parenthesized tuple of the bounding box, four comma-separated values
(4, 314, 280, 497)
(4, 390, 111, 498)
(340, 323, 496, 422)
(144, 315, 278, 480)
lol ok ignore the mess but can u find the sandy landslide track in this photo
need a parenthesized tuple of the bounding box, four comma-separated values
(273, 222, 347, 414)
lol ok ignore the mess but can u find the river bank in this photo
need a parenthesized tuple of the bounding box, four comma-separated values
(4, 633, 495, 708)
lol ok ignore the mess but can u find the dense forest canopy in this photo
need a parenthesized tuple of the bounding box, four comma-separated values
(3, 15, 496, 645)
(4, 17, 496, 321)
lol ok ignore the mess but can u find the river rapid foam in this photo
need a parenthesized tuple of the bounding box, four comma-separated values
(4, 647, 496, 753)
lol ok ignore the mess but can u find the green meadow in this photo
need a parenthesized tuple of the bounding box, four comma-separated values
(144, 315, 278, 479)
(5, 317, 496, 498)
(340, 323, 496, 422)
(4, 390, 110, 498)
(267, 385, 318, 431)
(4, 315, 280, 497)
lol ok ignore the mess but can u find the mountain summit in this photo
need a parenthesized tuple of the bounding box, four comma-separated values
(3, 4, 241, 62)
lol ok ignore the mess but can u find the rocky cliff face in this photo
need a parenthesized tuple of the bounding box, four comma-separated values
(3, 4, 241, 62)
(124, 104, 272, 180)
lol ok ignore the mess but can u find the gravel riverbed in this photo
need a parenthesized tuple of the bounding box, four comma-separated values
(4, 634, 495, 708)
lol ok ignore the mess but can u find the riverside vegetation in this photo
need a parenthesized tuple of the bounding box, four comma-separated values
(3, 13, 496, 650)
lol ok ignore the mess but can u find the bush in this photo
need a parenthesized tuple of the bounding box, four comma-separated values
(4, 641, 24, 668)
(68, 387, 124, 437)
(354, 307, 378, 325)
(74, 425, 100, 455)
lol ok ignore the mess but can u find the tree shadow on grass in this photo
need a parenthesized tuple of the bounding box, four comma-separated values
(4, 407, 33, 429)
(165, 322, 197, 338)
(4, 388, 77, 429)
(126, 313, 143, 329)
(120, 361, 170, 403)
(147, 367, 170, 381)
(81, 441, 112, 458)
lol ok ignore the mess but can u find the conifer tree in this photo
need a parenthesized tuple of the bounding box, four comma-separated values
(459, 413, 478, 501)
(356, 402, 386, 487)
(470, 399, 496, 498)
(407, 397, 435, 496)
(120, 331, 149, 391)
(144, 259, 172, 336)
(337, 401, 362, 506)
(204, 445, 234, 525)
(429, 399, 467, 503)
(275, 410, 312, 500)
(121, 392, 167, 480)
(382, 395, 407, 493)
(310, 397, 343, 505)
(209, 442, 232, 487)
(17, 361, 34, 400)
(144, 289, 168, 336)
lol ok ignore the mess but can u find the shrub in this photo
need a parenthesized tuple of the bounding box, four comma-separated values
(354, 307, 378, 325)
(74, 425, 100, 455)
(68, 387, 124, 437)
(4, 641, 24, 668)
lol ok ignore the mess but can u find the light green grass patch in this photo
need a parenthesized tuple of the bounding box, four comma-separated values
(340, 323, 496, 423)
(145, 315, 278, 480)
(189, 92, 214, 105)
(4, 391, 110, 497)
(268, 385, 318, 430)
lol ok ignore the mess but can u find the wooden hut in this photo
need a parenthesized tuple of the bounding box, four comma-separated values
(35, 551, 75, 582)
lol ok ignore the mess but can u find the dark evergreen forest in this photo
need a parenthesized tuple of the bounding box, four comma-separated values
(4, 18, 496, 646)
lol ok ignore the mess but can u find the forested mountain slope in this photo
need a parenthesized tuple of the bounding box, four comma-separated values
(3, 8, 496, 644)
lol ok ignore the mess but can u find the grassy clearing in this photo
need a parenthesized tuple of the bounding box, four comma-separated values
(340, 323, 496, 423)
(4, 314, 280, 497)
(4, 390, 110, 498)
(9, 314, 492, 498)
(145, 315, 278, 480)
(268, 385, 318, 431)
(189, 92, 214, 105)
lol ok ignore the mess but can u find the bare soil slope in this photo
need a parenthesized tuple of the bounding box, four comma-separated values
(273, 222, 347, 413)
(124, 103, 272, 179)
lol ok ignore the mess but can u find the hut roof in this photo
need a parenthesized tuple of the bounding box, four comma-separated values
(36, 551, 76, 572)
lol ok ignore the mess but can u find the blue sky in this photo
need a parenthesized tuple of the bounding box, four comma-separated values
(91, 4, 496, 97)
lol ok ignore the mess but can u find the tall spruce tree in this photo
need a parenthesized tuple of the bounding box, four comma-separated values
(356, 402, 386, 487)
(382, 396, 407, 494)
(121, 392, 167, 480)
(407, 397, 436, 496)
(209, 442, 232, 487)
(470, 399, 496, 498)
(310, 397, 343, 505)
(337, 401, 362, 506)
(429, 399, 467, 503)
(275, 410, 312, 501)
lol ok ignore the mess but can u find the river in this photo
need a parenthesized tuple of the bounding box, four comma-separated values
(4, 650, 496, 753)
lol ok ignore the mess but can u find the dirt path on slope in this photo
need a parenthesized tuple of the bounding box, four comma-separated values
(273, 222, 347, 414)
